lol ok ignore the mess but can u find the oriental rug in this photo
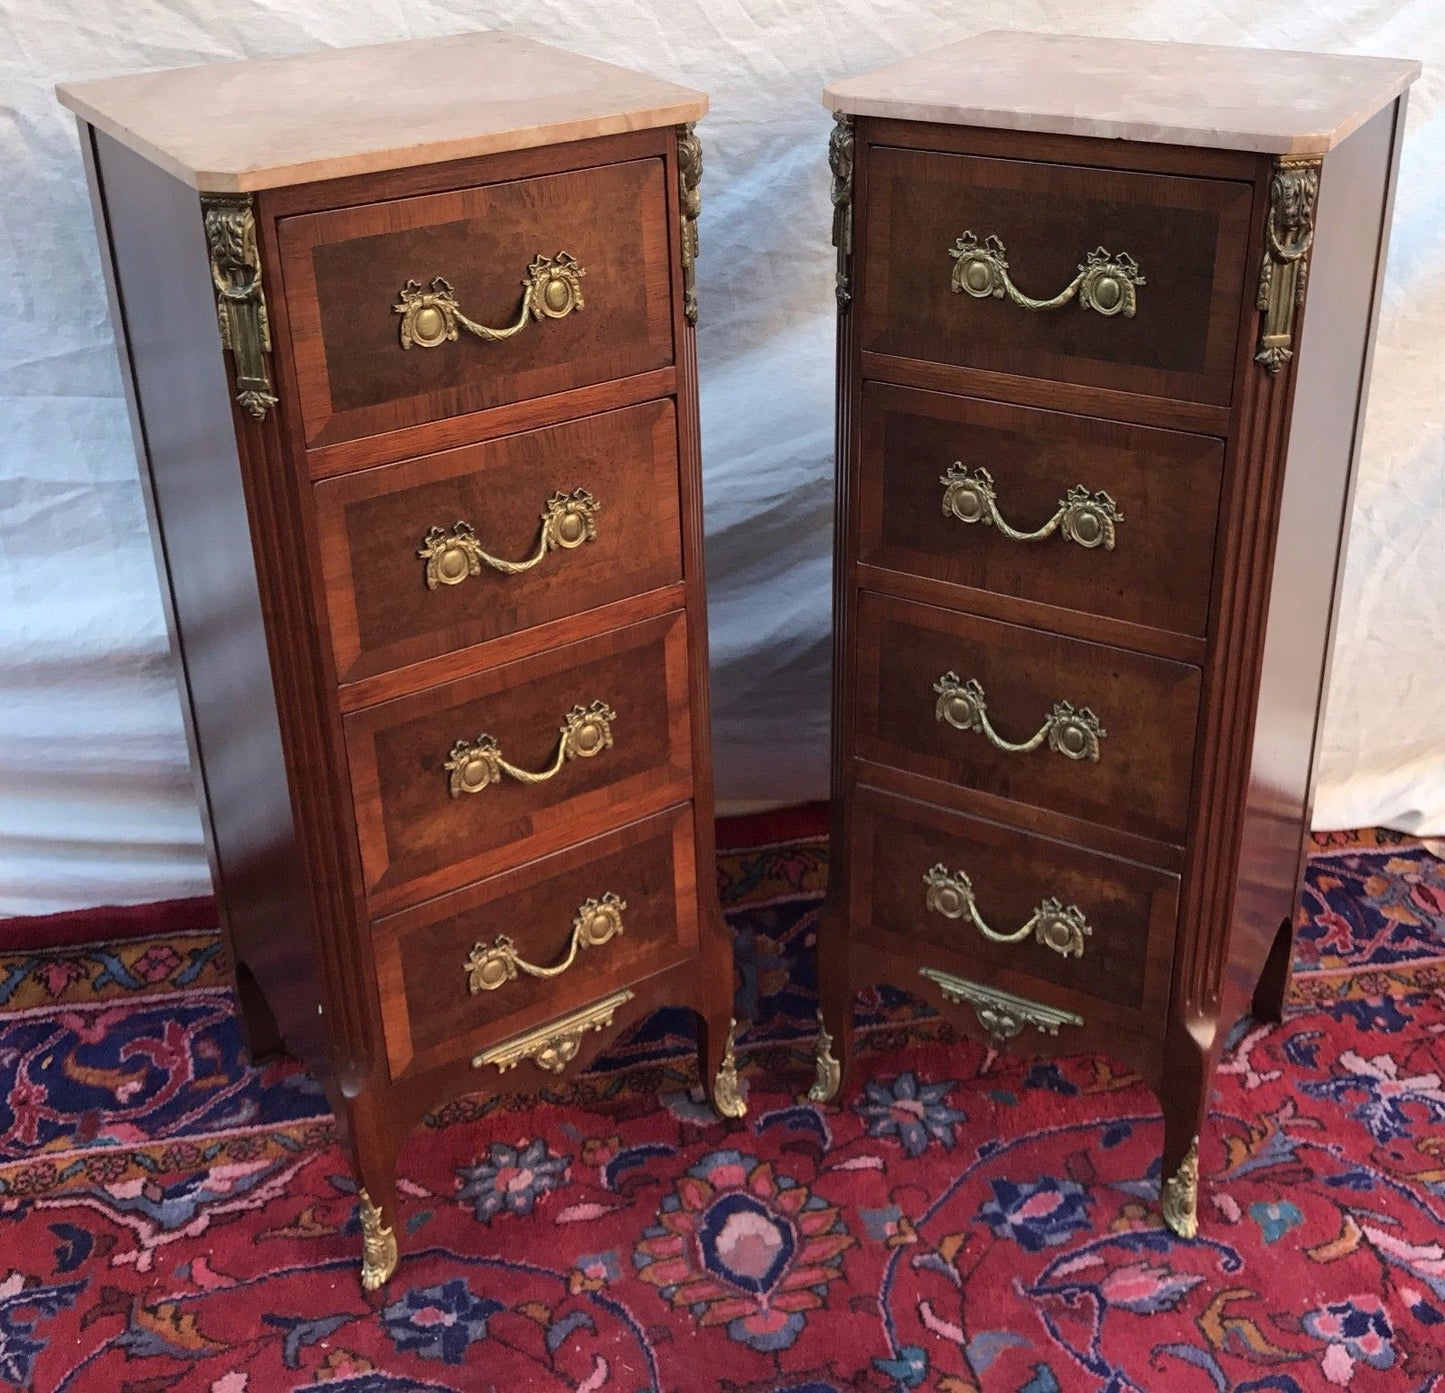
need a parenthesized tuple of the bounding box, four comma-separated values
(1, 818, 1443, 1392)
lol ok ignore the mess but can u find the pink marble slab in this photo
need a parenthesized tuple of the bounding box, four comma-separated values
(57, 30, 707, 192)
(824, 31, 1419, 155)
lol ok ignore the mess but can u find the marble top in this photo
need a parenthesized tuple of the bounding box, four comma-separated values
(823, 31, 1419, 155)
(56, 31, 708, 192)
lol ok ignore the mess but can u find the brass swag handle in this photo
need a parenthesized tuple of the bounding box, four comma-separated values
(445, 701, 616, 797)
(941, 465, 1122, 551)
(949, 232, 1144, 317)
(465, 892, 625, 993)
(934, 673, 1105, 763)
(923, 864, 1091, 959)
(419, 490, 600, 588)
(394, 252, 585, 349)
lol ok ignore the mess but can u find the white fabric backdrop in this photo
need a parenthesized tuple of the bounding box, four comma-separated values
(1, 0, 1441, 915)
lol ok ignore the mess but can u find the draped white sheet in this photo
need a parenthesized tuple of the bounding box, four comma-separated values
(1, 1, 1441, 915)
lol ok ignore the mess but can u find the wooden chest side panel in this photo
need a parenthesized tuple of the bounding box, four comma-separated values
(85, 128, 326, 1070)
(1230, 101, 1405, 1021)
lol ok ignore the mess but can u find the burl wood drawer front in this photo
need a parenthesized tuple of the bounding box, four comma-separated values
(855, 592, 1201, 846)
(852, 787, 1179, 1030)
(373, 806, 696, 1081)
(858, 383, 1224, 639)
(346, 610, 693, 914)
(278, 158, 674, 448)
(316, 400, 683, 685)
(860, 146, 1253, 406)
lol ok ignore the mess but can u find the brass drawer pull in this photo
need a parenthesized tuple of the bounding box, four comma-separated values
(471, 988, 634, 1075)
(920, 967, 1083, 1045)
(464, 893, 626, 993)
(445, 701, 616, 797)
(949, 232, 1144, 317)
(941, 465, 1122, 551)
(419, 489, 600, 588)
(923, 864, 1091, 959)
(394, 251, 585, 350)
(934, 673, 1105, 762)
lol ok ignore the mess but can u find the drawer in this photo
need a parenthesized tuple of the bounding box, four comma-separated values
(855, 591, 1200, 845)
(857, 383, 1224, 640)
(279, 158, 675, 448)
(373, 806, 696, 1081)
(346, 609, 693, 914)
(852, 786, 1178, 1033)
(316, 400, 683, 685)
(859, 146, 1254, 406)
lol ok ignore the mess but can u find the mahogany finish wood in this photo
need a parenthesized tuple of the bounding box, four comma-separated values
(335, 582, 686, 715)
(306, 367, 679, 479)
(280, 155, 674, 447)
(374, 805, 696, 1080)
(860, 350, 1233, 437)
(316, 399, 683, 684)
(347, 610, 693, 914)
(819, 69, 1413, 1236)
(858, 383, 1224, 639)
(852, 786, 1180, 1031)
(854, 756, 1189, 873)
(1224, 102, 1403, 1030)
(861, 147, 1254, 405)
(80, 130, 326, 1077)
(73, 54, 738, 1290)
(855, 563, 1208, 667)
(855, 591, 1202, 844)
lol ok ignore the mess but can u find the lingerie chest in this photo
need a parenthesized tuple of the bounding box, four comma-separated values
(812, 31, 1419, 1235)
(57, 30, 741, 1289)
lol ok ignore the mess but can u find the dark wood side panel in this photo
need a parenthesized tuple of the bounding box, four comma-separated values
(857, 382, 1225, 638)
(85, 128, 325, 1071)
(1228, 101, 1406, 1024)
(860, 145, 1254, 405)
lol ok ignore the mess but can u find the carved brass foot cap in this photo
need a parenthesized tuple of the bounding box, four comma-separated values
(806, 1010, 842, 1103)
(359, 1188, 398, 1292)
(1161, 1136, 1200, 1240)
(713, 1018, 747, 1119)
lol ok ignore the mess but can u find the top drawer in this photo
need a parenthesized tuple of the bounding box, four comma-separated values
(279, 158, 675, 448)
(859, 146, 1254, 406)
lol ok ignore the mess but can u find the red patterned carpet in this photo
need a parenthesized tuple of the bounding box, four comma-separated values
(2, 818, 1445, 1392)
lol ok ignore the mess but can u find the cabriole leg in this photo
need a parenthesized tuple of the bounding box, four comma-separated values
(809, 894, 853, 1103)
(348, 1100, 400, 1292)
(697, 903, 746, 1120)
(1160, 1021, 1211, 1239)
